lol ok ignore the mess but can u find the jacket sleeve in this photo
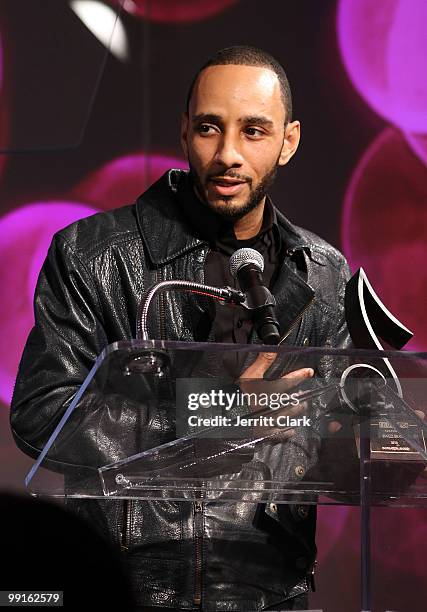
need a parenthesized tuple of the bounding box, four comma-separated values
(10, 234, 112, 468)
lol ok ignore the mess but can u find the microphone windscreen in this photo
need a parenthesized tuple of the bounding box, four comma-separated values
(229, 248, 264, 278)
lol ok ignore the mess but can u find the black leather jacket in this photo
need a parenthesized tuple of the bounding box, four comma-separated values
(11, 170, 351, 610)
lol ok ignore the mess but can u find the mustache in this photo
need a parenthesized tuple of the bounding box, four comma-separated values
(207, 171, 252, 183)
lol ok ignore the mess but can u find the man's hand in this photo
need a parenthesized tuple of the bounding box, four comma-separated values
(237, 352, 314, 443)
(239, 351, 314, 388)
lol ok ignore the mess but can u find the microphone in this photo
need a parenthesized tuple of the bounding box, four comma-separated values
(229, 248, 281, 345)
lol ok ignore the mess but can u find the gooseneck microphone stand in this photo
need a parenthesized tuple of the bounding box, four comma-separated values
(136, 280, 246, 341)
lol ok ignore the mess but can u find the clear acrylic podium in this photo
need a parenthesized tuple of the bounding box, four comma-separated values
(25, 340, 427, 612)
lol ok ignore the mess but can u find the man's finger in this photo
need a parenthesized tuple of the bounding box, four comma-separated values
(327, 420, 342, 434)
(277, 367, 314, 392)
(282, 367, 314, 380)
(239, 351, 278, 380)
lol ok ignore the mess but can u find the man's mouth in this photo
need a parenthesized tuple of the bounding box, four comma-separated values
(208, 177, 248, 197)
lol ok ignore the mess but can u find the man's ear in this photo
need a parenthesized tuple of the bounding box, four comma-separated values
(278, 120, 301, 166)
(180, 112, 189, 158)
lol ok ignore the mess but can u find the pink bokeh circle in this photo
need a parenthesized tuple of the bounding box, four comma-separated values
(2, 153, 188, 406)
(115, 0, 238, 23)
(337, 0, 427, 133)
(71, 152, 188, 210)
(342, 127, 427, 351)
(0, 202, 99, 406)
(405, 132, 427, 167)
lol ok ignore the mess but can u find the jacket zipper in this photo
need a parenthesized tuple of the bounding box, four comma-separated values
(193, 499, 203, 605)
(278, 296, 315, 345)
(192, 250, 210, 607)
(121, 498, 132, 551)
(156, 268, 167, 340)
(123, 270, 165, 551)
(122, 270, 166, 551)
(278, 246, 315, 346)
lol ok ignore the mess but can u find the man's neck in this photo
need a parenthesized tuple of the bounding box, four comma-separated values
(233, 198, 266, 240)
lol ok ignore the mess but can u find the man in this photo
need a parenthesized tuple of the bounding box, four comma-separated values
(11, 47, 351, 610)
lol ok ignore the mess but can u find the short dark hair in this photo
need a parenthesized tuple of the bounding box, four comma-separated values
(186, 45, 293, 124)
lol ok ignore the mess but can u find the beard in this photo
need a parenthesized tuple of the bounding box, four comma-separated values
(189, 162, 278, 220)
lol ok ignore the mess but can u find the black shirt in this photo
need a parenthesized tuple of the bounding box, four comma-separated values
(176, 174, 283, 375)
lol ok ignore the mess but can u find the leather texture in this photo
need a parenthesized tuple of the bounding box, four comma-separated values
(11, 170, 352, 611)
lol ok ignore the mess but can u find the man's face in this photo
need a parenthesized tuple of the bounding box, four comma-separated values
(181, 64, 299, 219)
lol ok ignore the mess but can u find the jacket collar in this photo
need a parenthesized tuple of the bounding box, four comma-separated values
(135, 169, 313, 266)
(135, 169, 206, 266)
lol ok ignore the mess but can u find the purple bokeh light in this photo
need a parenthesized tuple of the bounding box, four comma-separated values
(342, 127, 427, 351)
(116, 0, 239, 23)
(405, 132, 427, 167)
(1, 153, 188, 406)
(337, 0, 427, 133)
(71, 152, 188, 209)
(0, 202, 99, 406)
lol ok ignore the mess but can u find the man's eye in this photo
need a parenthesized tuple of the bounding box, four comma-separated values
(245, 127, 264, 138)
(197, 124, 216, 135)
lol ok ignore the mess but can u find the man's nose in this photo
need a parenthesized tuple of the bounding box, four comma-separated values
(214, 132, 244, 167)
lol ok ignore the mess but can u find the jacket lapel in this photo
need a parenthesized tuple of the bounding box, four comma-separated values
(272, 259, 315, 343)
(135, 170, 206, 267)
